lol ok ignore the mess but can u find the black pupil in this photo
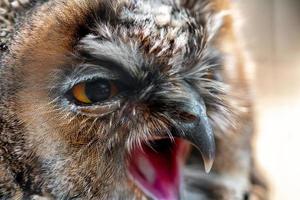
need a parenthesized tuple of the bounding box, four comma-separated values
(85, 79, 111, 102)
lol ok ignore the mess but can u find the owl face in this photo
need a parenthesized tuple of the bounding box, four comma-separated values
(8, 0, 227, 198)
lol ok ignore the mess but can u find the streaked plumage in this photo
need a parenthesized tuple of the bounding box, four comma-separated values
(0, 0, 268, 199)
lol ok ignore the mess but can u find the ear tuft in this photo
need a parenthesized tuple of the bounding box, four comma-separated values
(178, 0, 232, 42)
(206, 10, 231, 41)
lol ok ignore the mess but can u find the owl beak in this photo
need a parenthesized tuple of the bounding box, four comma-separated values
(174, 99, 215, 173)
(180, 113, 215, 173)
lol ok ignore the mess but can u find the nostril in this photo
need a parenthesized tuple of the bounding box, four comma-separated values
(176, 111, 198, 123)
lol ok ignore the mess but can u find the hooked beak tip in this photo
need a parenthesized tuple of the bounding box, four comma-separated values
(202, 153, 215, 173)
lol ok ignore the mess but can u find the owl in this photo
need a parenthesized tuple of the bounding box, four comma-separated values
(0, 0, 268, 199)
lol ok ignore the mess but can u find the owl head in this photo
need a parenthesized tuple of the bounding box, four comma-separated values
(2, 0, 235, 199)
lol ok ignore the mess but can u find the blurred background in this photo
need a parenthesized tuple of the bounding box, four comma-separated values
(236, 0, 300, 199)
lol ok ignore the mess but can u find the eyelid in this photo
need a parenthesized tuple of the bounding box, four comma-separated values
(75, 100, 122, 117)
(74, 64, 120, 80)
(61, 64, 120, 93)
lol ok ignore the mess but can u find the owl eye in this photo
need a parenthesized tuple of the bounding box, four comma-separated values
(71, 79, 118, 104)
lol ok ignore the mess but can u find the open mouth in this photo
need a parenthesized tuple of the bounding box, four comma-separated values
(127, 101, 216, 199)
(127, 135, 215, 199)
(128, 138, 189, 200)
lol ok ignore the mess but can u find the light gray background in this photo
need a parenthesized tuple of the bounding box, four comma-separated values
(237, 0, 300, 199)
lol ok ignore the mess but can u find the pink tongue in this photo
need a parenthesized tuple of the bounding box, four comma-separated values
(128, 139, 188, 200)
